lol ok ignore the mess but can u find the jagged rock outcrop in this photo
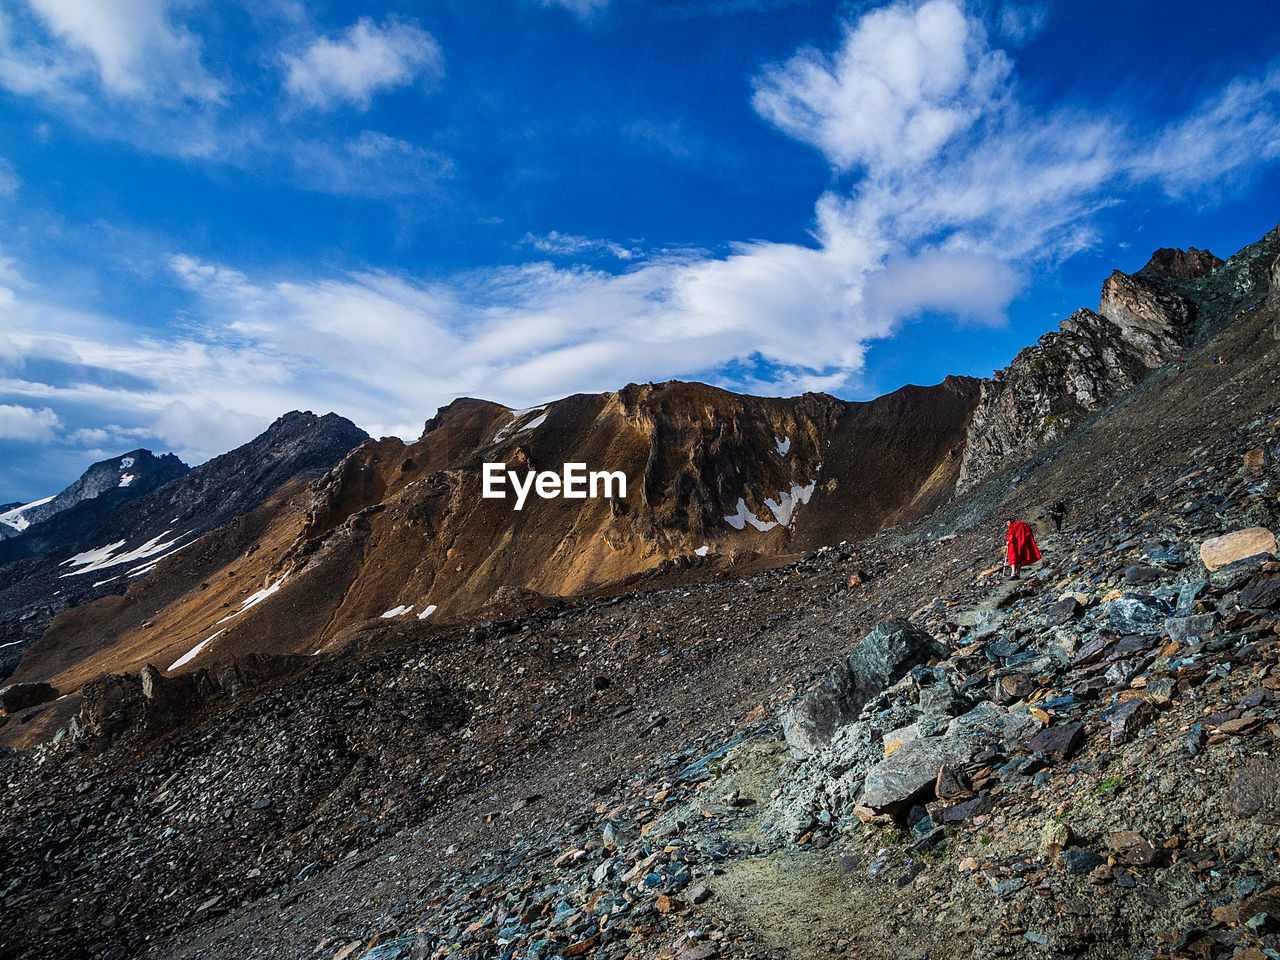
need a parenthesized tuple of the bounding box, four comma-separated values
(1136, 246, 1223, 280)
(958, 229, 1280, 492)
(956, 308, 1156, 491)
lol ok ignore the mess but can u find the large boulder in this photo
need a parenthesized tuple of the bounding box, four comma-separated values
(779, 619, 945, 758)
(859, 702, 1014, 814)
(1200, 527, 1275, 572)
(860, 737, 971, 813)
(1106, 595, 1165, 633)
(0, 681, 58, 716)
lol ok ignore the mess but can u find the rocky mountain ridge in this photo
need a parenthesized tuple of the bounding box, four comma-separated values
(4, 226, 1280, 749)
(0, 411, 370, 678)
(956, 227, 1279, 491)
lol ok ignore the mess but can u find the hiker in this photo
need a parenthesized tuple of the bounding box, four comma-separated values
(1006, 519, 1040, 580)
(1047, 499, 1067, 533)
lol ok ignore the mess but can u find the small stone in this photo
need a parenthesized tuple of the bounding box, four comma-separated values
(1107, 596, 1165, 633)
(1228, 760, 1280, 821)
(1165, 613, 1216, 643)
(1061, 849, 1104, 875)
(656, 895, 684, 914)
(935, 764, 973, 802)
(1145, 677, 1177, 704)
(1124, 565, 1164, 585)
(995, 877, 1025, 899)
(251, 795, 271, 810)
(1043, 597, 1081, 626)
(1108, 830, 1162, 867)
(1106, 698, 1156, 744)
(1039, 821, 1071, 860)
(688, 884, 712, 904)
(1028, 721, 1085, 761)
(1240, 576, 1280, 609)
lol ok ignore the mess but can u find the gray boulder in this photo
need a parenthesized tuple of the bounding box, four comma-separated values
(780, 619, 945, 758)
(1106, 595, 1165, 633)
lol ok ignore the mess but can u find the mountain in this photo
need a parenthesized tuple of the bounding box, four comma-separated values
(4, 228, 1278, 743)
(0, 449, 189, 542)
(0, 221, 1277, 960)
(0, 411, 370, 678)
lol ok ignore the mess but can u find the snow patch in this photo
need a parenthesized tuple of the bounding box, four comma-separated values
(168, 630, 223, 672)
(59, 530, 194, 578)
(120, 456, 135, 469)
(119, 473, 135, 488)
(92, 578, 118, 587)
(492, 405, 548, 444)
(695, 545, 709, 557)
(724, 498, 778, 532)
(764, 481, 816, 529)
(240, 577, 285, 611)
(216, 576, 287, 624)
(775, 436, 791, 456)
(381, 604, 413, 618)
(0, 496, 55, 533)
(417, 604, 438, 620)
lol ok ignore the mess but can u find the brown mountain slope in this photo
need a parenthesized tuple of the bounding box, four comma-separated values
(4, 378, 979, 718)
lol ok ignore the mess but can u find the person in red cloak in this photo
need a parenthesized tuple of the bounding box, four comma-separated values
(1006, 519, 1040, 580)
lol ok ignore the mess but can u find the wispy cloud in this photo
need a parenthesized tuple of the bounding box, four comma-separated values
(283, 16, 443, 111)
(0, 0, 223, 104)
(520, 230, 640, 260)
(539, 0, 612, 20)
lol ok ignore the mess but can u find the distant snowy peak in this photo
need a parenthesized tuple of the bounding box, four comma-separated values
(0, 450, 189, 540)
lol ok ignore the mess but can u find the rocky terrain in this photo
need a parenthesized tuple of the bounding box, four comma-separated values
(0, 223, 1279, 960)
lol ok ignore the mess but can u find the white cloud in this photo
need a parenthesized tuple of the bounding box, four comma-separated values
(0, 158, 17, 195)
(521, 231, 640, 260)
(283, 17, 443, 111)
(752, 0, 1011, 174)
(540, 0, 611, 19)
(1, 0, 222, 103)
(0, 403, 62, 441)
(5, 0, 1280, 477)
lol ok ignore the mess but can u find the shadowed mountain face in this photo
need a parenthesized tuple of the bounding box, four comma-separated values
(3, 223, 1278, 747)
(0, 412, 370, 677)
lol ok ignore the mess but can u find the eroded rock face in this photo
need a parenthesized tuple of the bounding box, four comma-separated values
(957, 308, 1153, 491)
(1097, 270, 1197, 367)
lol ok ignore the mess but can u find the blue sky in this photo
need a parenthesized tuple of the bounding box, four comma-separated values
(2, 0, 1279, 502)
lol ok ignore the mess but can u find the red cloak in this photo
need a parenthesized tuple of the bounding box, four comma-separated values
(1007, 521, 1041, 566)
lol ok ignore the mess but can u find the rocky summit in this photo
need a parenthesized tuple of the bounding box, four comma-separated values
(1, 223, 1279, 960)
